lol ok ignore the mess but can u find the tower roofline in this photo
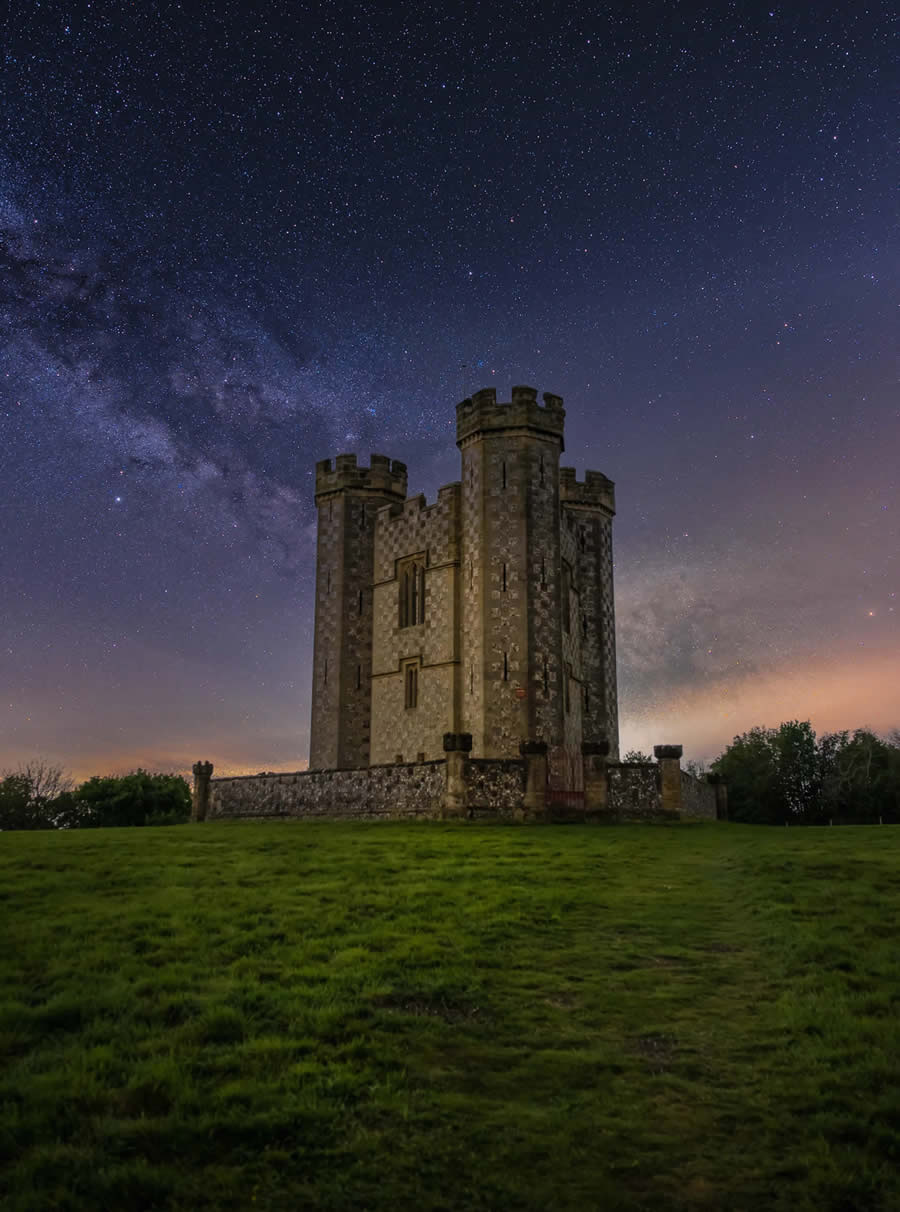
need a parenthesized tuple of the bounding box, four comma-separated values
(559, 467, 616, 515)
(315, 452, 408, 500)
(456, 385, 566, 449)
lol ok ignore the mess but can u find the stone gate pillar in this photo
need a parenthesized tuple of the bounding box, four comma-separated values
(520, 740, 548, 821)
(582, 738, 611, 819)
(191, 761, 214, 822)
(707, 773, 729, 820)
(442, 733, 472, 819)
(654, 745, 683, 818)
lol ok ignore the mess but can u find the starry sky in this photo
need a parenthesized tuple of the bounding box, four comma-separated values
(2, 1, 897, 779)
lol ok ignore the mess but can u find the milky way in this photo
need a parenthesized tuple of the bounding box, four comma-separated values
(1, 2, 897, 775)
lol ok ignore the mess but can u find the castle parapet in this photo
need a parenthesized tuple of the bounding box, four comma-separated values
(374, 481, 461, 526)
(315, 452, 408, 500)
(559, 466, 616, 515)
(456, 385, 566, 448)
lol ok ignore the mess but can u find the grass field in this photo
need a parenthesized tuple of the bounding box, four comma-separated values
(1, 821, 898, 1211)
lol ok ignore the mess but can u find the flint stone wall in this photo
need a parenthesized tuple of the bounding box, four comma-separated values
(679, 770, 717, 819)
(204, 754, 711, 823)
(467, 758, 526, 819)
(209, 761, 446, 821)
(606, 762, 667, 820)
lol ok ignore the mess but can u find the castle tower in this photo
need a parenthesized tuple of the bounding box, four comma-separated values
(309, 454, 407, 769)
(560, 468, 619, 760)
(456, 386, 567, 759)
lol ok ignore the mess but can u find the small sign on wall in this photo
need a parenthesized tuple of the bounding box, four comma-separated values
(515, 687, 527, 699)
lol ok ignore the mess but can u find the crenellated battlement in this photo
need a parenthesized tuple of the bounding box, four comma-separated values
(559, 467, 616, 514)
(315, 452, 408, 500)
(376, 481, 461, 524)
(456, 385, 566, 448)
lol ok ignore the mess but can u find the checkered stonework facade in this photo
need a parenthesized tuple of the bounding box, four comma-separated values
(308, 387, 619, 777)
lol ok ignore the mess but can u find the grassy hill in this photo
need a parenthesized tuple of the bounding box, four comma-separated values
(1, 821, 898, 1211)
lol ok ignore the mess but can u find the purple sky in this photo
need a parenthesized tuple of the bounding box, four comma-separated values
(2, 1, 897, 779)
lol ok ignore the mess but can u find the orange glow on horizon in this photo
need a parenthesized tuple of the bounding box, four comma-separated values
(620, 646, 900, 763)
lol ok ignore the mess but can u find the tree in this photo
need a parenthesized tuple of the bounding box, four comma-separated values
(821, 729, 900, 824)
(622, 749, 654, 763)
(712, 723, 900, 825)
(772, 720, 822, 823)
(0, 774, 43, 831)
(711, 726, 780, 823)
(0, 760, 73, 830)
(72, 770, 191, 828)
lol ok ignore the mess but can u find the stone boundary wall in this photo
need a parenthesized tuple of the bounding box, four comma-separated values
(467, 758, 526, 819)
(680, 770, 718, 819)
(607, 762, 665, 820)
(208, 761, 446, 821)
(194, 743, 726, 824)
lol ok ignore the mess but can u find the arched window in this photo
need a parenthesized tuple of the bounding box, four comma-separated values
(398, 556, 426, 628)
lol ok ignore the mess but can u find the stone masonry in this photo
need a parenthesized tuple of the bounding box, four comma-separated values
(198, 744, 720, 823)
(309, 454, 407, 769)
(199, 386, 728, 825)
(309, 386, 620, 779)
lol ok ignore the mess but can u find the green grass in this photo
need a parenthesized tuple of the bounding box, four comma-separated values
(1, 821, 899, 1211)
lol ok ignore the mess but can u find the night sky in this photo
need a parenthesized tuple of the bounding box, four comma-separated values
(2, 2, 897, 779)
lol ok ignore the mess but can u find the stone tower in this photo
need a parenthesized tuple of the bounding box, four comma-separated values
(309, 386, 619, 782)
(456, 386, 567, 759)
(309, 454, 407, 770)
(559, 467, 618, 759)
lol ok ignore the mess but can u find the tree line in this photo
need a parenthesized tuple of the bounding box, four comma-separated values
(709, 722, 900, 825)
(3, 724, 899, 830)
(0, 761, 190, 831)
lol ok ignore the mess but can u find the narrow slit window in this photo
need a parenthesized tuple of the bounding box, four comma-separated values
(356, 664, 361, 690)
(539, 454, 545, 486)
(501, 562, 507, 592)
(584, 684, 591, 715)
(358, 589, 363, 615)
(543, 659, 549, 695)
(501, 460, 507, 490)
(326, 568, 331, 594)
(503, 651, 509, 681)
(324, 657, 328, 687)
(540, 555, 546, 588)
(469, 666, 474, 694)
(404, 662, 418, 709)
(562, 563, 571, 632)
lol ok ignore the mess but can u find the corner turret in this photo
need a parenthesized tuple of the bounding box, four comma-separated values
(315, 453, 407, 501)
(310, 449, 407, 772)
(559, 467, 616, 516)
